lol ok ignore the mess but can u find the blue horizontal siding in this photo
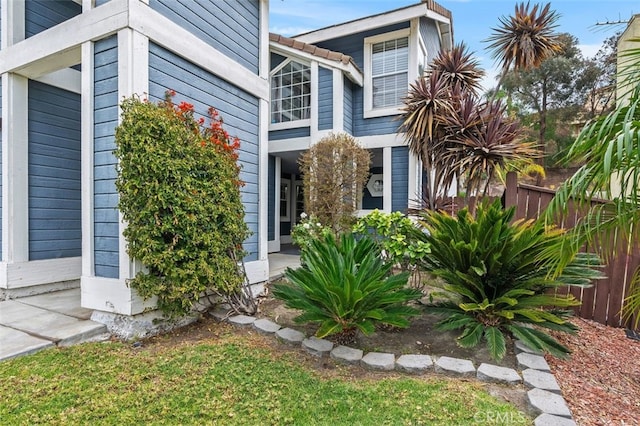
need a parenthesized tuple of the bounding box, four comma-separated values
(28, 80, 81, 260)
(25, 0, 81, 38)
(420, 17, 442, 67)
(269, 127, 310, 141)
(150, 0, 260, 74)
(343, 76, 353, 135)
(148, 43, 260, 262)
(268, 155, 276, 241)
(94, 36, 120, 278)
(314, 23, 409, 138)
(392, 147, 409, 213)
(318, 67, 333, 131)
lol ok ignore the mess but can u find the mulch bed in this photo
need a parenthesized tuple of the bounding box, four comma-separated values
(546, 318, 640, 425)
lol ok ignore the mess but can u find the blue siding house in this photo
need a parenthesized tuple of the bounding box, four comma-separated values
(267, 0, 452, 251)
(0, 0, 270, 330)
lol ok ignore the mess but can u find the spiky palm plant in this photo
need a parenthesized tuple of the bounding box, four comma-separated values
(400, 72, 455, 210)
(431, 43, 485, 95)
(485, 2, 562, 93)
(445, 99, 540, 197)
(545, 41, 640, 329)
(415, 200, 602, 360)
(272, 233, 422, 344)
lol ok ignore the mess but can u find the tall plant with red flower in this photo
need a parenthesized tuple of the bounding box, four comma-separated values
(115, 91, 250, 315)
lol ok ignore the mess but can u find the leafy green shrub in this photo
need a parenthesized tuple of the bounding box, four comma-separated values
(415, 200, 601, 360)
(353, 210, 431, 271)
(272, 233, 422, 344)
(115, 92, 250, 315)
(290, 212, 333, 252)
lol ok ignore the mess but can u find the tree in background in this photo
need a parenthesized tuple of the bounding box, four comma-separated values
(579, 33, 619, 119)
(501, 33, 586, 163)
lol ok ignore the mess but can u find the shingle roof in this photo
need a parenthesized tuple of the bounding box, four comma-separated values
(269, 33, 361, 72)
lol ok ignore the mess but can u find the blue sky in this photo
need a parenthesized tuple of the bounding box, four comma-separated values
(270, 0, 638, 90)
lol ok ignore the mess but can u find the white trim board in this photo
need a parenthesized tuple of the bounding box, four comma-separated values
(81, 275, 156, 316)
(0, 257, 82, 289)
(295, 3, 450, 45)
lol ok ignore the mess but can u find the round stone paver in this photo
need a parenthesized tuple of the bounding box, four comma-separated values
(477, 363, 521, 385)
(517, 352, 551, 372)
(302, 337, 333, 357)
(515, 340, 543, 355)
(361, 352, 395, 371)
(395, 354, 433, 374)
(227, 315, 256, 326)
(434, 356, 475, 377)
(528, 388, 572, 418)
(253, 318, 281, 334)
(275, 327, 305, 345)
(330, 345, 363, 364)
(523, 369, 562, 393)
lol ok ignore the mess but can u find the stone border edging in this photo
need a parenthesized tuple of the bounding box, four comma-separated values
(221, 313, 575, 426)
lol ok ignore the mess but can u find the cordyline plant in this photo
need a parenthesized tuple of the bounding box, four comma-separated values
(485, 1, 562, 95)
(115, 91, 250, 316)
(400, 44, 539, 207)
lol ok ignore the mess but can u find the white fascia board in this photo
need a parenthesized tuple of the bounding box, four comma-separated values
(357, 133, 407, 149)
(32, 68, 82, 94)
(259, 0, 270, 79)
(295, 4, 430, 44)
(268, 137, 312, 153)
(270, 44, 364, 86)
(128, 0, 269, 101)
(0, 0, 129, 75)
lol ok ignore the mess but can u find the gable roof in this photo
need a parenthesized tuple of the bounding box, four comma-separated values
(294, 0, 452, 47)
(269, 33, 364, 86)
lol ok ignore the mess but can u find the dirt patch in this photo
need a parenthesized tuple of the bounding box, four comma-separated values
(256, 287, 519, 371)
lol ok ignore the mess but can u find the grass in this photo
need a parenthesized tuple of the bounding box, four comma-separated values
(0, 323, 531, 425)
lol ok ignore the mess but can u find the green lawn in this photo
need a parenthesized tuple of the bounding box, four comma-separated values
(0, 324, 531, 425)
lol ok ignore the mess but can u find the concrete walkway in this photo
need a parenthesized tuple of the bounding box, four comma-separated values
(1, 251, 301, 362)
(0, 288, 109, 361)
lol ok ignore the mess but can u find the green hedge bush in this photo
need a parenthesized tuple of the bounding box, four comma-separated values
(114, 92, 250, 315)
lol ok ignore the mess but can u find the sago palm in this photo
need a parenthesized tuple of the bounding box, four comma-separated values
(414, 200, 602, 360)
(272, 233, 422, 344)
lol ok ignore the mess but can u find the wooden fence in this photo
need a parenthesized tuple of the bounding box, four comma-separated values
(502, 172, 640, 331)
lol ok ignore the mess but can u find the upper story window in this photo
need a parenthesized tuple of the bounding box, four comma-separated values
(371, 37, 408, 108)
(270, 60, 311, 126)
(364, 29, 411, 118)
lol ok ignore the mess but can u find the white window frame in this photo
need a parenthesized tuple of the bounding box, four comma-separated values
(363, 28, 411, 119)
(279, 178, 291, 221)
(269, 58, 312, 131)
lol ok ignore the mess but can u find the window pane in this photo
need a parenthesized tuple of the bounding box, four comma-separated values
(370, 36, 409, 109)
(270, 60, 311, 124)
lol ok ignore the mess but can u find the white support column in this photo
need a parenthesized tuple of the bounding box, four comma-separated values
(408, 152, 419, 210)
(2, 74, 29, 264)
(258, 98, 269, 263)
(117, 28, 148, 281)
(274, 156, 281, 250)
(1, 0, 25, 49)
(310, 60, 319, 144)
(332, 68, 344, 132)
(383, 146, 392, 212)
(81, 41, 95, 278)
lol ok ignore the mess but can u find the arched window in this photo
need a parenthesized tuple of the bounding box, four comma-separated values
(270, 60, 311, 124)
